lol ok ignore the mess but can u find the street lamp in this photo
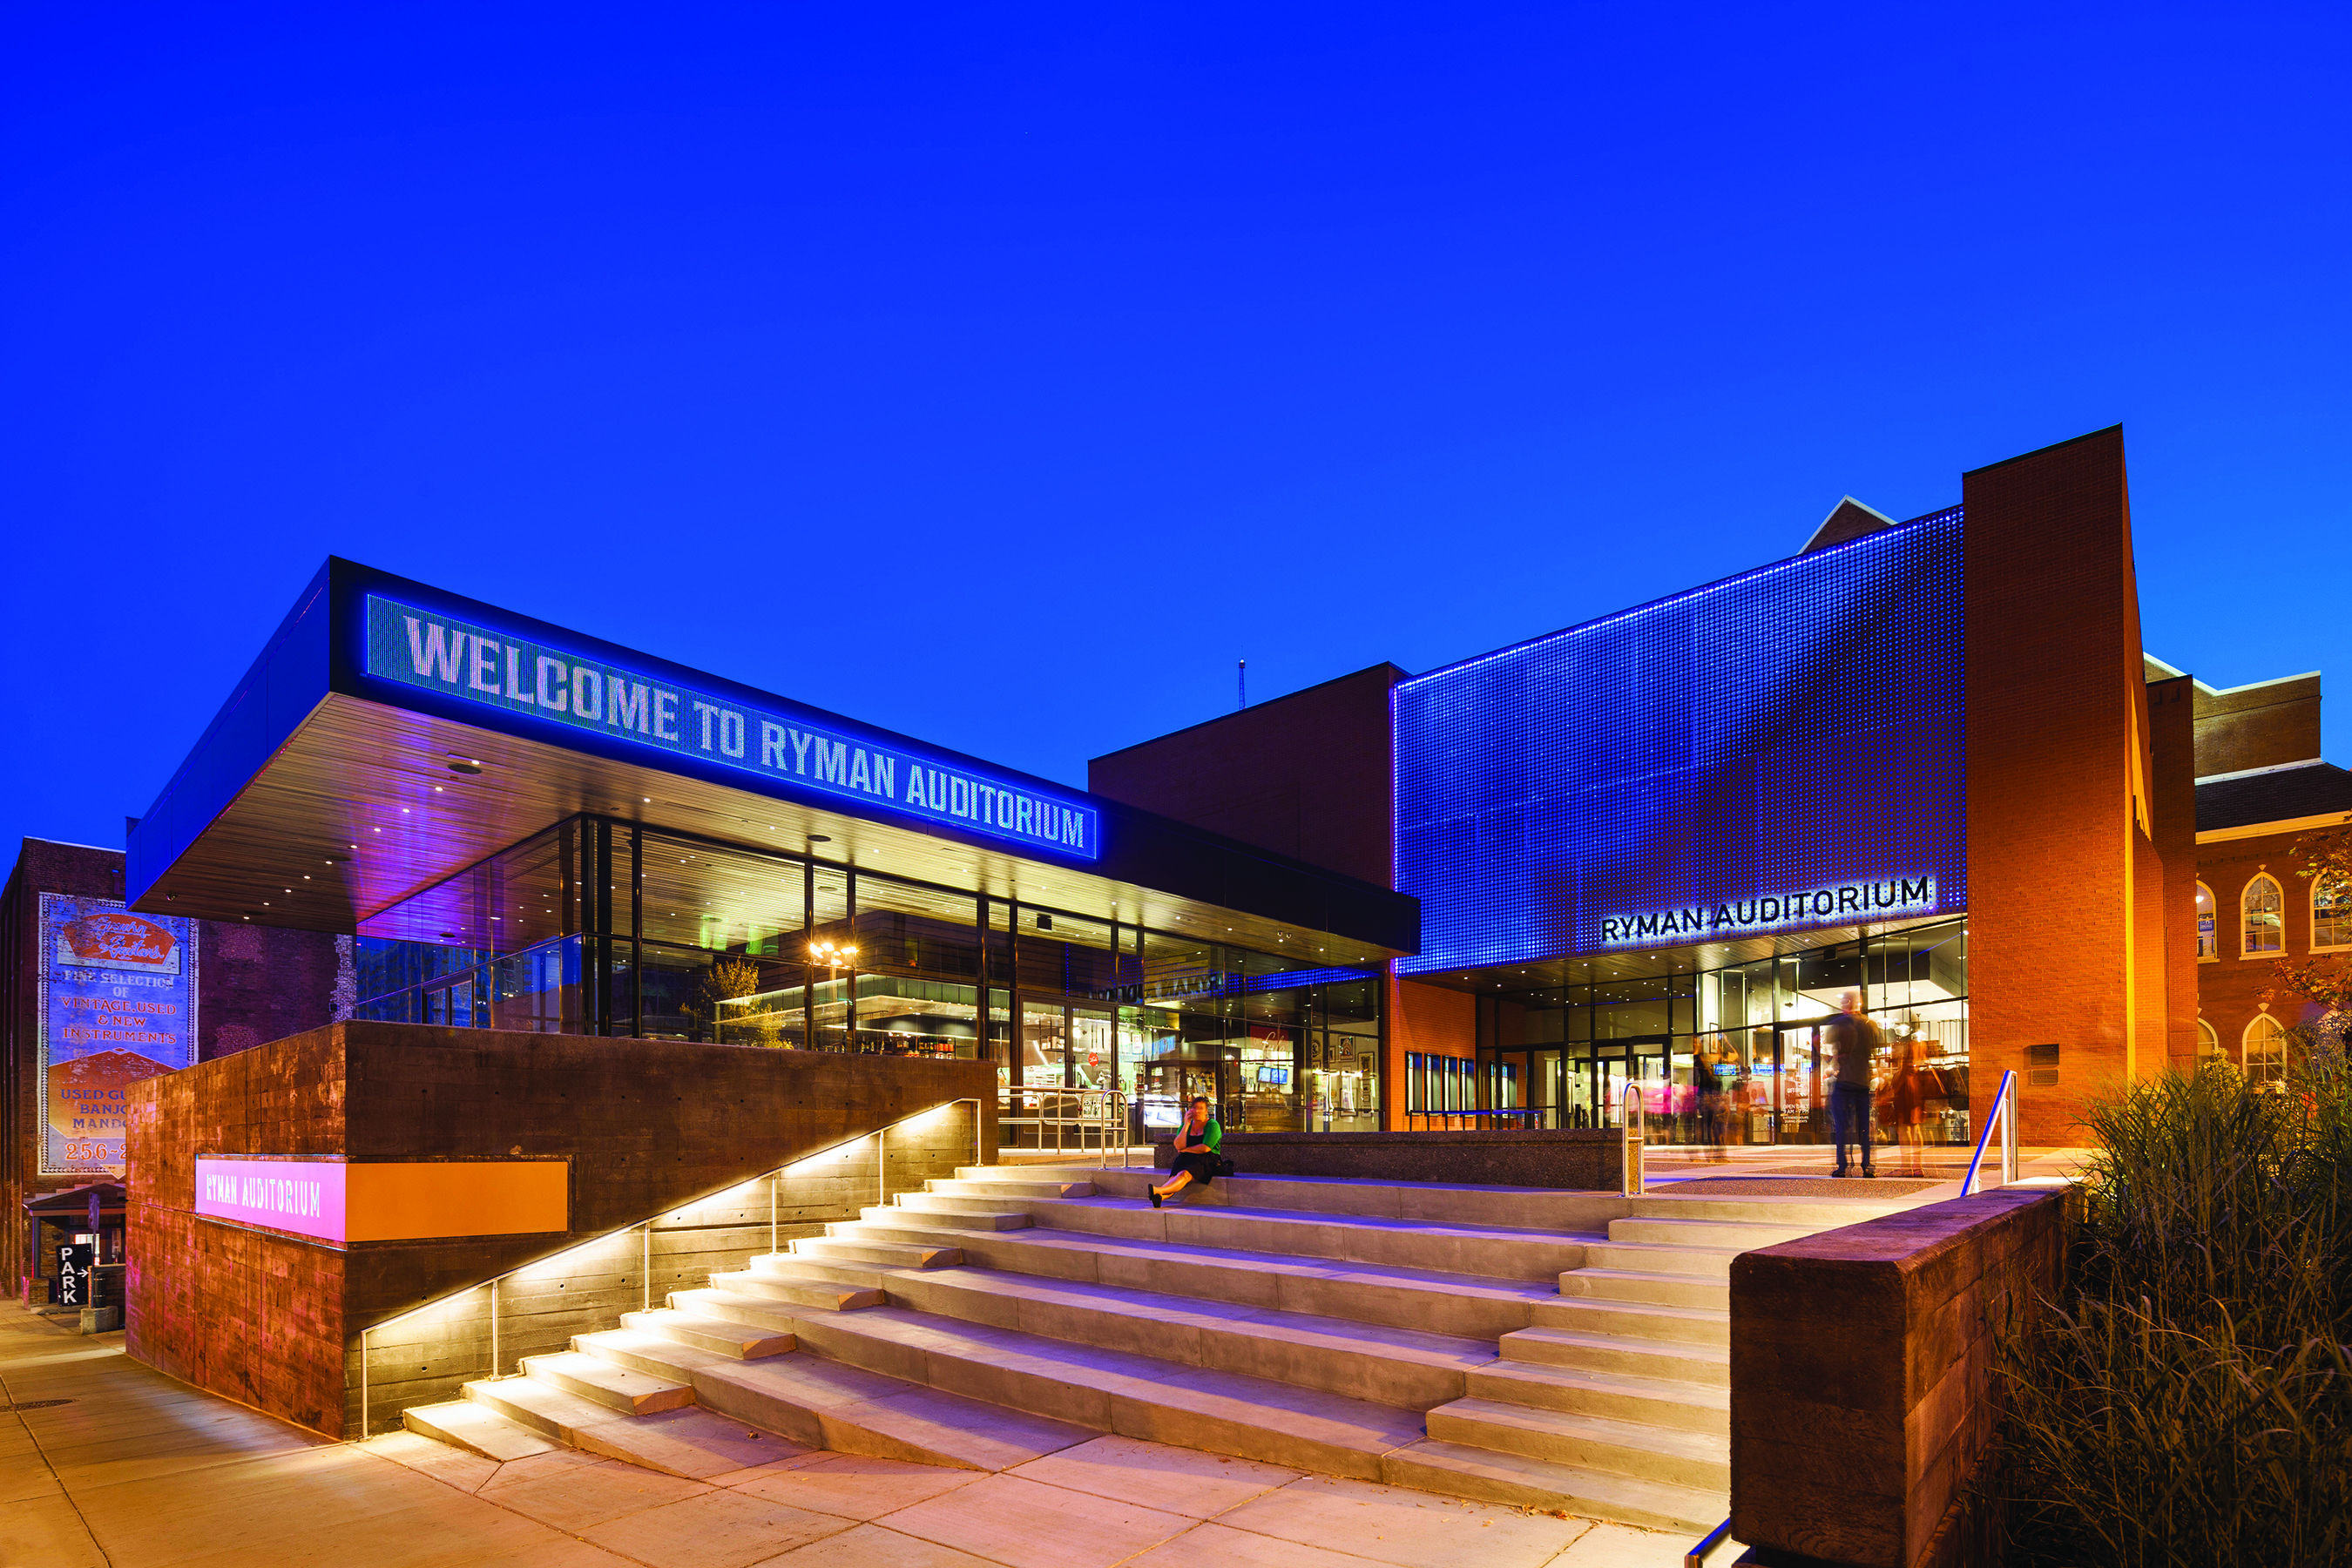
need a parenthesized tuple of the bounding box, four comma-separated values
(809, 941, 857, 1049)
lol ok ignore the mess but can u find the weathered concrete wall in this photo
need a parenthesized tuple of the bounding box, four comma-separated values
(1729, 1186, 2065, 1568)
(1162, 1128, 1619, 1190)
(125, 1020, 996, 1437)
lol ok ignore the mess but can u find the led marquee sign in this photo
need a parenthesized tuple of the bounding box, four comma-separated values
(1598, 877, 1938, 947)
(364, 595, 1099, 861)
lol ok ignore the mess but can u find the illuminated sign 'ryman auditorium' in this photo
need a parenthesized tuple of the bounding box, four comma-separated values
(365, 595, 1100, 861)
(1598, 876, 1938, 947)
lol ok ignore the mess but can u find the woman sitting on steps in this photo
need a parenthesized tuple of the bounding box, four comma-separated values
(1149, 1097, 1222, 1208)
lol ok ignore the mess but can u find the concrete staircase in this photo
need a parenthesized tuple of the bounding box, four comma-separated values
(401, 1162, 1915, 1531)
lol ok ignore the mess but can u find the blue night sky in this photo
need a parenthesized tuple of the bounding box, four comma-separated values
(3, 4, 2347, 862)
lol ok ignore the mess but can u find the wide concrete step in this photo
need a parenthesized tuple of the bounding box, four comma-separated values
(783, 1301, 1429, 1481)
(824, 1219, 1560, 1339)
(1580, 1240, 1742, 1281)
(1558, 1267, 1728, 1310)
(882, 1264, 1497, 1409)
(1015, 1196, 1595, 1281)
(1531, 1297, 1729, 1348)
(1499, 1327, 1731, 1388)
(1625, 1194, 1914, 1227)
(1382, 1437, 1727, 1535)
(928, 1177, 1097, 1200)
(618, 1307, 794, 1360)
(711, 1267, 886, 1311)
(574, 1328, 735, 1382)
(1424, 1397, 1729, 1491)
(402, 1398, 556, 1461)
(1606, 1215, 1817, 1250)
(570, 1404, 818, 1481)
(464, 1373, 633, 1443)
(672, 1288, 808, 1338)
(874, 1199, 1034, 1230)
(1464, 1361, 1727, 1434)
(958, 1166, 1635, 1236)
(799, 1234, 964, 1269)
(686, 1348, 1099, 1471)
(1532, 1298, 1730, 1348)
(519, 1349, 696, 1416)
(747, 1253, 893, 1291)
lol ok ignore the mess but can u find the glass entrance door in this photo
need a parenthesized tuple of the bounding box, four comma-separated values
(1772, 1023, 1828, 1144)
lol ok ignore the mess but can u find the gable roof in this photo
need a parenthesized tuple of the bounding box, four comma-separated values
(2197, 760, 2352, 834)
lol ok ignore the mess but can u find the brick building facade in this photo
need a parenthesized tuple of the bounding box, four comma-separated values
(2166, 666, 2352, 1073)
(3, 836, 350, 1297)
(1093, 429, 2236, 1145)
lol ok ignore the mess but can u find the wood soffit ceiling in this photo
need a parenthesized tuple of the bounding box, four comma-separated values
(138, 693, 1402, 968)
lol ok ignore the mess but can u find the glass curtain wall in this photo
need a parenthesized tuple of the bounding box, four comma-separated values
(1484, 916, 1969, 1146)
(349, 814, 1385, 1146)
(997, 907, 1382, 1147)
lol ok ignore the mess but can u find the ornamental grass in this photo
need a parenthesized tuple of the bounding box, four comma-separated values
(1989, 1058, 2352, 1567)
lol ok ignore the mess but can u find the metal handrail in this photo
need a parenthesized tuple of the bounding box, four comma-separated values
(1961, 1069, 2018, 1196)
(1622, 1080, 1646, 1197)
(1686, 1518, 1734, 1566)
(1402, 1107, 1547, 1130)
(1034, 1087, 1129, 1165)
(356, 1094, 983, 1437)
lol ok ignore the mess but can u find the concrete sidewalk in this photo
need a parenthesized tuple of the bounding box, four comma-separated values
(0, 1305, 1707, 1567)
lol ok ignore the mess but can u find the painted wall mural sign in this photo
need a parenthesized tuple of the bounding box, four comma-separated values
(363, 594, 1099, 860)
(1597, 876, 1939, 947)
(37, 895, 198, 1176)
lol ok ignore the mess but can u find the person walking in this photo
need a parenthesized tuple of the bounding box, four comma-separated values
(1690, 1037, 1729, 1162)
(1824, 993, 1883, 1178)
(1886, 1037, 1928, 1177)
(1150, 1097, 1223, 1208)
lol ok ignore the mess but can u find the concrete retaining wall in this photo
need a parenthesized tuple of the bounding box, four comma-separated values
(1729, 1185, 2066, 1568)
(125, 1021, 995, 1437)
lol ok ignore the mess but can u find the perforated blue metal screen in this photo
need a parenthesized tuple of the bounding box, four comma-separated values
(1394, 510, 1965, 973)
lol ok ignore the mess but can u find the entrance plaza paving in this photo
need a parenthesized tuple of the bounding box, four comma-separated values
(0, 1307, 1702, 1568)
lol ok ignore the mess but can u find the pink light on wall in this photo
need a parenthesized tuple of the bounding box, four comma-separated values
(195, 1158, 347, 1245)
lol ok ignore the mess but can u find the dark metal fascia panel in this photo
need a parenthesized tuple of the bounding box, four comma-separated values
(125, 562, 335, 905)
(138, 557, 1416, 951)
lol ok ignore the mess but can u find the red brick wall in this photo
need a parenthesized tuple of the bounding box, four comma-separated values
(2196, 830, 2346, 1059)
(1963, 428, 2186, 1143)
(1088, 665, 1404, 888)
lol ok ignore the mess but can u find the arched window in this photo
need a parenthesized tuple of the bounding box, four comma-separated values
(2316, 876, 2352, 952)
(2242, 1013, 2288, 1085)
(2197, 1017, 2221, 1062)
(2242, 875, 2285, 957)
(2195, 882, 2218, 961)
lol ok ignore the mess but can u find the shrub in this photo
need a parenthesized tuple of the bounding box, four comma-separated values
(1990, 1060, 2352, 1567)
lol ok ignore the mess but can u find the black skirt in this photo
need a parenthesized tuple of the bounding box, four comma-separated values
(1168, 1150, 1222, 1185)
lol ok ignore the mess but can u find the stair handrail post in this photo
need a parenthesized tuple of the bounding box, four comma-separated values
(2002, 1069, 2018, 1186)
(1621, 1079, 1646, 1197)
(1962, 1069, 2018, 1197)
(1686, 1518, 1733, 1567)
